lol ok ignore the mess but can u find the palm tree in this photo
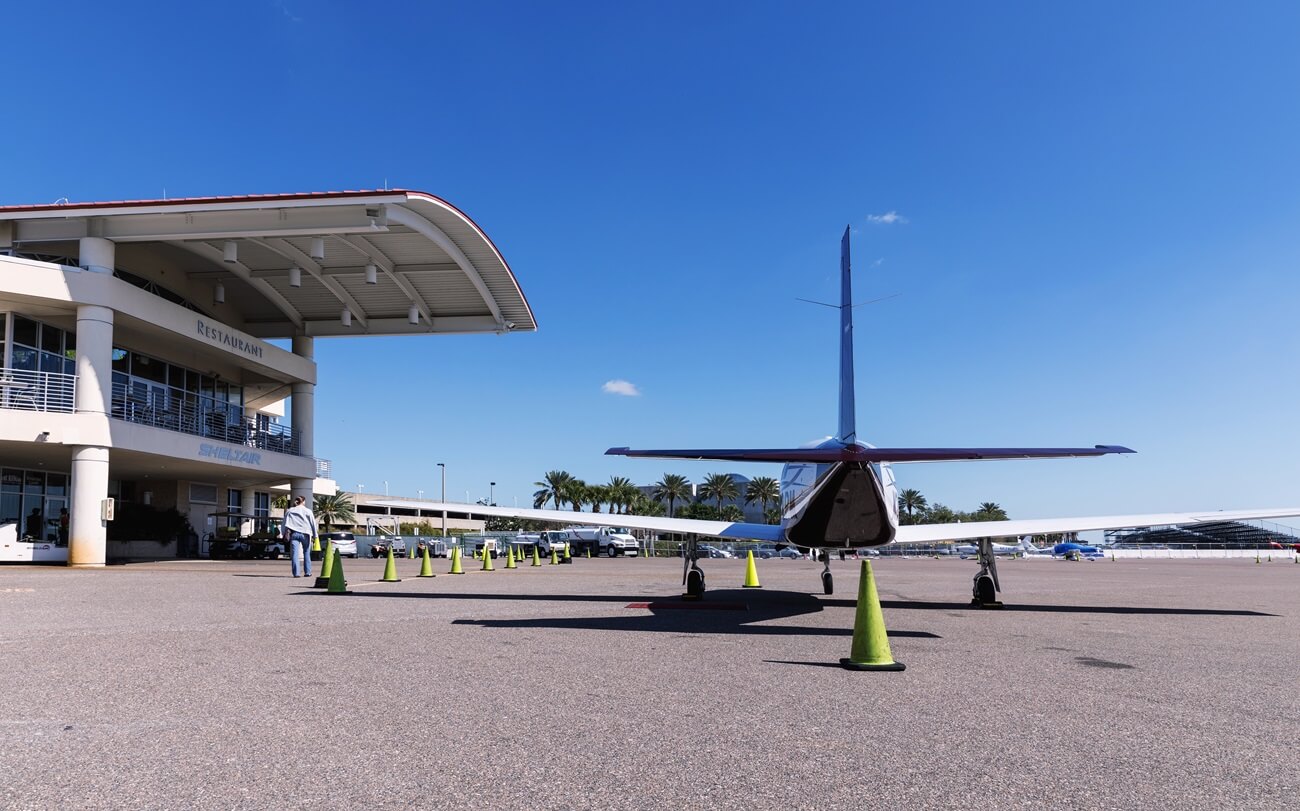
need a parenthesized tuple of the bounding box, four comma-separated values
(607, 476, 636, 514)
(271, 493, 290, 511)
(533, 470, 573, 510)
(976, 502, 1008, 521)
(627, 493, 665, 517)
(719, 505, 745, 522)
(586, 484, 609, 513)
(698, 473, 739, 513)
(763, 504, 782, 524)
(899, 488, 928, 523)
(563, 478, 588, 512)
(744, 476, 780, 516)
(313, 490, 355, 532)
(653, 473, 692, 518)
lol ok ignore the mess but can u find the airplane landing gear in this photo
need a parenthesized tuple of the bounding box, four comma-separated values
(971, 538, 1003, 608)
(682, 535, 705, 600)
(820, 550, 833, 595)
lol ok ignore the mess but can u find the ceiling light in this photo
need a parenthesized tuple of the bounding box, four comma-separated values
(288, 266, 302, 288)
(365, 263, 377, 284)
(310, 237, 325, 260)
(223, 241, 237, 263)
(341, 308, 352, 327)
(408, 305, 419, 325)
(214, 282, 225, 304)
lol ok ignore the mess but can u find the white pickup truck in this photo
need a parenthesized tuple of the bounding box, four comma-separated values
(565, 526, 639, 557)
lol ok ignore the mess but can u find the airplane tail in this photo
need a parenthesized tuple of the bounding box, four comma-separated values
(838, 226, 855, 444)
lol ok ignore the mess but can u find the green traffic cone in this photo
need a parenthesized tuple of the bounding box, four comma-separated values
(840, 559, 905, 671)
(449, 546, 464, 574)
(418, 544, 435, 577)
(505, 546, 517, 569)
(742, 550, 762, 588)
(550, 549, 558, 565)
(314, 541, 335, 588)
(585, 547, 591, 559)
(482, 547, 495, 572)
(381, 546, 401, 582)
(531, 546, 541, 567)
(408, 544, 415, 559)
(325, 548, 350, 594)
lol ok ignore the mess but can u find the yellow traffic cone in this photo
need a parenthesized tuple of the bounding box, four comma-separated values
(742, 550, 762, 589)
(550, 549, 558, 565)
(325, 549, 350, 594)
(311, 535, 321, 553)
(482, 547, 495, 572)
(585, 547, 590, 559)
(418, 544, 435, 578)
(449, 546, 464, 574)
(505, 546, 517, 569)
(381, 546, 401, 582)
(532, 546, 541, 567)
(408, 545, 415, 559)
(840, 559, 905, 671)
(314, 540, 335, 588)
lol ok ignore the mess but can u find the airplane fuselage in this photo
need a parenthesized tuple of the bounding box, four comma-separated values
(779, 438, 899, 548)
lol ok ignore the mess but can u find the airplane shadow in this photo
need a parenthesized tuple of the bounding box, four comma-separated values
(326, 588, 941, 639)
(856, 599, 1273, 617)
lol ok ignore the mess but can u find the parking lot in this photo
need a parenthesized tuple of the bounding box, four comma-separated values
(3, 556, 1297, 809)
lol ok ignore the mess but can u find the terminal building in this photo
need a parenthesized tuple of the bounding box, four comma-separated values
(0, 190, 533, 565)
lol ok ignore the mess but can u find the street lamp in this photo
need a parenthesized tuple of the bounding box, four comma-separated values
(490, 481, 495, 506)
(383, 480, 389, 497)
(437, 462, 446, 538)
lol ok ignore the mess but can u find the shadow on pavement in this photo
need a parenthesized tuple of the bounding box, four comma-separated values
(860, 599, 1274, 617)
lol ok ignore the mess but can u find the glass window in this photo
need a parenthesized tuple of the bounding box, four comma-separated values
(12, 316, 38, 348)
(46, 473, 67, 497)
(23, 470, 44, 495)
(40, 324, 61, 354)
(1, 469, 21, 491)
(64, 330, 74, 353)
(132, 353, 166, 383)
(112, 348, 129, 373)
(254, 492, 270, 519)
(40, 351, 63, 374)
(10, 346, 36, 371)
(1, 492, 19, 526)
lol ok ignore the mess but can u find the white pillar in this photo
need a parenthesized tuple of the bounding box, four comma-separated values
(69, 304, 115, 567)
(69, 446, 110, 567)
(79, 236, 115, 274)
(290, 335, 315, 507)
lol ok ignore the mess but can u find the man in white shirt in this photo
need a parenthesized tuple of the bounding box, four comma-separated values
(281, 496, 319, 578)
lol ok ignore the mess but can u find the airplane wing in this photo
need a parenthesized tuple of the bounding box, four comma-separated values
(366, 500, 786, 542)
(607, 445, 1134, 463)
(894, 508, 1300, 544)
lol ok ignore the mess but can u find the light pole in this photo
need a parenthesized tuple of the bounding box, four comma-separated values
(383, 480, 389, 497)
(437, 463, 446, 538)
(489, 482, 495, 506)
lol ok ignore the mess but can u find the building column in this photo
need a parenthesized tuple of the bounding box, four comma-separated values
(79, 236, 115, 274)
(290, 335, 315, 506)
(69, 303, 115, 567)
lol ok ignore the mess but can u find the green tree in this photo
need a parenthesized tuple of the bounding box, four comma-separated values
(719, 505, 745, 522)
(586, 484, 609, 513)
(606, 476, 638, 514)
(652, 473, 692, 518)
(533, 470, 573, 510)
(313, 490, 355, 532)
(562, 478, 588, 512)
(924, 503, 957, 524)
(898, 488, 927, 524)
(677, 502, 722, 520)
(763, 504, 782, 524)
(975, 502, 1008, 521)
(698, 473, 739, 513)
(744, 476, 780, 516)
(627, 493, 665, 517)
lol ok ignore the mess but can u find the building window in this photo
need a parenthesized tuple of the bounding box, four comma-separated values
(1, 465, 68, 543)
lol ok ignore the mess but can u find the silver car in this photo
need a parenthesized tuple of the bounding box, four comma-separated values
(319, 532, 358, 558)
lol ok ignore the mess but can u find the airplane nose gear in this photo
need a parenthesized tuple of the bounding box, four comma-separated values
(682, 535, 706, 599)
(820, 550, 834, 595)
(971, 538, 1003, 608)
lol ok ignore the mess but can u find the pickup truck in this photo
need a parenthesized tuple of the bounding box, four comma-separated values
(565, 526, 638, 557)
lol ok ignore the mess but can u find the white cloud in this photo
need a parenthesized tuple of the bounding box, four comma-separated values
(866, 211, 908, 225)
(602, 379, 641, 397)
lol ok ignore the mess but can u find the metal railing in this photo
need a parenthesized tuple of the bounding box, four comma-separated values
(0, 368, 77, 413)
(315, 458, 333, 478)
(109, 380, 302, 456)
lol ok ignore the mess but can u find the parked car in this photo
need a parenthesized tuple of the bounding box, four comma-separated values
(698, 545, 734, 559)
(755, 545, 802, 559)
(319, 532, 358, 558)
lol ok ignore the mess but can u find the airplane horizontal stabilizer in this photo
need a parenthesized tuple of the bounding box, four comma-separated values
(894, 507, 1300, 544)
(606, 445, 1135, 464)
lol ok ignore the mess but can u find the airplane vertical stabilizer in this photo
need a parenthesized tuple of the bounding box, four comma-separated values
(838, 226, 856, 444)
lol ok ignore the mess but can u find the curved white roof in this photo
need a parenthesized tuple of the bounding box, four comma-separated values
(0, 189, 535, 339)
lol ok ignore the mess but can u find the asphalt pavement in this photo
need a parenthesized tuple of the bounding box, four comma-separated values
(2, 554, 1297, 810)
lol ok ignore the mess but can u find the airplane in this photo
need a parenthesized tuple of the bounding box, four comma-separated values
(401, 227, 1300, 606)
(954, 539, 1031, 558)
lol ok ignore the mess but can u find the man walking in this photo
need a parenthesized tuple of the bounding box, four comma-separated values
(282, 496, 318, 578)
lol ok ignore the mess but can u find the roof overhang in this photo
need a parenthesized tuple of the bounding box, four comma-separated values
(0, 190, 535, 339)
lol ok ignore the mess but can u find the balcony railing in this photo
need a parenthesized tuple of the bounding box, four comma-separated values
(315, 458, 333, 478)
(109, 381, 303, 456)
(0, 368, 77, 413)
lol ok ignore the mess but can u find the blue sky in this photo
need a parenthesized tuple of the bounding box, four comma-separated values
(3, 1, 1299, 519)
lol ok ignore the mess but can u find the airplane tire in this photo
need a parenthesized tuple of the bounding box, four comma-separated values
(686, 569, 705, 598)
(822, 571, 833, 595)
(975, 575, 996, 605)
